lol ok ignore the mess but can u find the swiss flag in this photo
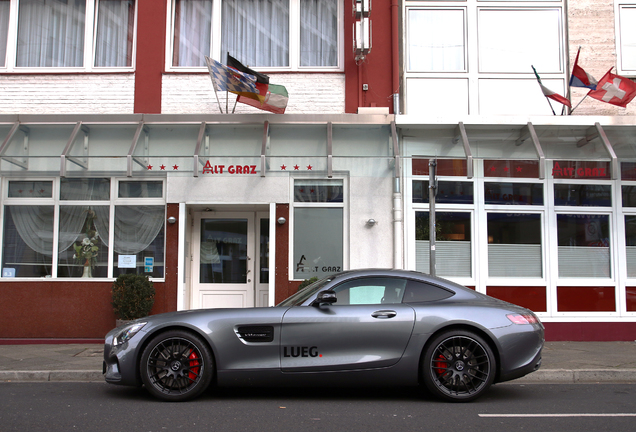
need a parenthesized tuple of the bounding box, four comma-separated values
(587, 69, 636, 108)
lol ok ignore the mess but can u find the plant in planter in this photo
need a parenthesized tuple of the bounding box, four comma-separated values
(297, 276, 318, 291)
(111, 273, 155, 326)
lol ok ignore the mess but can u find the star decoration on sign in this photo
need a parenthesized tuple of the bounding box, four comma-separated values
(160, 165, 166, 170)
(147, 165, 153, 170)
(294, 165, 300, 170)
(281, 165, 287, 170)
(173, 165, 179, 170)
(307, 165, 313, 170)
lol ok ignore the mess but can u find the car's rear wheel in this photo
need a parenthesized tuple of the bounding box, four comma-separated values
(140, 330, 213, 402)
(422, 330, 496, 402)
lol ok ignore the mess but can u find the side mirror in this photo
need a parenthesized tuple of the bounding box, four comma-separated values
(313, 290, 337, 307)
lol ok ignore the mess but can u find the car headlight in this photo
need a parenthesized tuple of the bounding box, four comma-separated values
(113, 322, 147, 346)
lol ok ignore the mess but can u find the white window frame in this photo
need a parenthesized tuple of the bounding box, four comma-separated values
(1, 0, 138, 73)
(0, 177, 166, 280)
(165, 0, 344, 72)
(615, 2, 636, 76)
(289, 175, 348, 281)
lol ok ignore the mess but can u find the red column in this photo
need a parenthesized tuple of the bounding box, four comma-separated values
(134, 0, 167, 113)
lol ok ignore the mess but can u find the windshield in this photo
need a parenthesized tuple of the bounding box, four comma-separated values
(276, 275, 334, 307)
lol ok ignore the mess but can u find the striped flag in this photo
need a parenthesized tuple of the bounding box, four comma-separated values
(532, 65, 571, 108)
(569, 48, 598, 90)
(205, 56, 258, 95)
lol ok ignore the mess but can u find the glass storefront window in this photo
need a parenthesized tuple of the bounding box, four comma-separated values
(58, 206, 109, 278)
(413, 181, 474, 204)
(112, 206, 165, 278)
(7, 181, 52, 198)
(60, 178, 110, 201)
(415, 211, 471, 277)
(487, 213, 542, 277)
(557, 214, 610, 278)
(294, 180, 343, 203)
(485, 183, 543, 205)
(260, 218, 269, 283)
(2, 205, 54, 277)
(625, 215, 636, 278)
(118, 181, 163, 198)
(293, 207, 343, 279)
(554, 184, 612, 207)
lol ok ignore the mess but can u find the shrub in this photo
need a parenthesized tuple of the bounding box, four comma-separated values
(298, 276, 318, 291)
(111, 274, 155, 320)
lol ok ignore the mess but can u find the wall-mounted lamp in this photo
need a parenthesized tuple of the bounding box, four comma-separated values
(366, 218, 377, 227)
(277, 217, 287, 225)
(167, 216, 176, 224)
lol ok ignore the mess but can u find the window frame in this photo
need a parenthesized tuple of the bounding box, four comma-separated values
(289, 175, 348, 281)
(165, 0, 345, 72)
(1, 0, 138, 73)
(0, 177, 166, 280)
(615, 2, 636, 76)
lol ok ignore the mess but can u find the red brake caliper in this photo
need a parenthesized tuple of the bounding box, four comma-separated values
(188, 350, 200, 381)
(434, 354, 448, 376)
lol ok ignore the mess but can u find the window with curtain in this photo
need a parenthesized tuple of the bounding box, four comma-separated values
(2, 0, 136, 70)
(1, 178, 166, 279)
(407, 8, 465, 72)
(171, 0, 339, 69)
(557, 214, 610, 278)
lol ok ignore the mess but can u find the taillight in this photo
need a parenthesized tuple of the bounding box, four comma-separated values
(507, 313, 539, 325)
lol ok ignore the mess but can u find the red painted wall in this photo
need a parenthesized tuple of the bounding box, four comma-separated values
(133, 0, 166, 113)
(544, 322, 636, 341)
(345, 0, 395, 113)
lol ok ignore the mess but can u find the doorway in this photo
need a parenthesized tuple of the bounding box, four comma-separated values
(191, 211, 269, 309)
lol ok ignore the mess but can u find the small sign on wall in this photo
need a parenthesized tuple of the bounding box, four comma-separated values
(118, 255, 136, 268)
(145, 257, 154, 273)
(2, 268, 15, 277)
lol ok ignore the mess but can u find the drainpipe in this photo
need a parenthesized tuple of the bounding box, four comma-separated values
(391, 0, 400, 114)
(391, 122, 403, 269)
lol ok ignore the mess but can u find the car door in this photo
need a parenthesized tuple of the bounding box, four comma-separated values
(280, 277, 416, 372)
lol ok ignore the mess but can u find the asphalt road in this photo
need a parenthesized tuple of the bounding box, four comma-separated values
(1, 382, 635, 432)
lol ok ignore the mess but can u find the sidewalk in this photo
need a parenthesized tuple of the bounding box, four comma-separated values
(1, 341, 636, 383)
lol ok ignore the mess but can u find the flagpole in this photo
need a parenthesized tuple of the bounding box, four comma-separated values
(212, 87, 224, 114)
(563, 46, 582, 115)
(226, 90, 229, 114)
(570, 94, 589, 114)
(231, 97, 239, 114)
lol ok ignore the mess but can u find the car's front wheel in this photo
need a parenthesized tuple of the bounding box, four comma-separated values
(422, 330, 496, 402)
(140, 330, 214, 402)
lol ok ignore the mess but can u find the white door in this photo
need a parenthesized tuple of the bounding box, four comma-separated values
(192, 212, 255, 309)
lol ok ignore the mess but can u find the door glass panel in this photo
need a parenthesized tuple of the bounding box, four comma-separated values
(260, 218, 269, 283)
(200, 219, 248, 283)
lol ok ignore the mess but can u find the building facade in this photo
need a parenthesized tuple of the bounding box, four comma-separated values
(1, 0, 635, 341)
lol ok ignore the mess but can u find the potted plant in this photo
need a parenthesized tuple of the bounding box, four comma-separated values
(111, 273, 155, 327)
(73, 209, 100, 278)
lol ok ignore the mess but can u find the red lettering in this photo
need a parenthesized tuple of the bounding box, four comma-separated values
(228, 165, 235, 174)
(600, 168, 606, 177)
(202, 160, 213, 174)
(552, 162, 563, 177)
(243, 165, 249, 174)
(236, 165, 243, 174)
(592, 168, 598, 177)
(219, 165, 225, 173)
(250, 165, 257, 174)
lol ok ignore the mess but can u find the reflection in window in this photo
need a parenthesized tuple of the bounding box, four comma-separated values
(554, 184, 611, 206)
(294, 180, 343, 202)
(199, 219, 247, 283)
(60, 178, 110, 201)
(172, 0, 212, 66)
(260, 218, 269, 283)
(488, 213, 542, 277)
(415, 211, 471, 277)
(413, 181, 473, 204)
(95, 0, 136, 67)
(332, 277, 407, 305)
(557, 214, 610, 278)
(8, 181, 53, 198)
(119, 181, 163, 198)
(300, 0, 337, 66)
(2, 206, 53, 277)
(408, 8, 465, 72)
(485, 183, 543, 205)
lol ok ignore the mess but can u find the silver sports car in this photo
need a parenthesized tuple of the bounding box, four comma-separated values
(103, 269, 544, 402)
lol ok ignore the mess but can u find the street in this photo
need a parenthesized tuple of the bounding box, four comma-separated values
(1, 382, 635, 432)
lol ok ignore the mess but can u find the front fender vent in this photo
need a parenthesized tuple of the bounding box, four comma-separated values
(236, 325, 274, 343)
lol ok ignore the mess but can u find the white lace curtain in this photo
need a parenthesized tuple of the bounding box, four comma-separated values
(10, 179, 163, 256)
(0, 0, 9, 67)
(172, 0, 338, 67)
(15, 0, 134, 68)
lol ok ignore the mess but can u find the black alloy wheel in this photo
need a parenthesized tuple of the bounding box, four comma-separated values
(422, 330, 496, 402)
(140, 330, 214, 402)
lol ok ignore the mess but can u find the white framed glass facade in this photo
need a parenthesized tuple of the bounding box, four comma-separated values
(0, 0, 137, 71)
(403, 0, 567, 115)
(1, 178, 166, 279)
(616, 3, 636, 75)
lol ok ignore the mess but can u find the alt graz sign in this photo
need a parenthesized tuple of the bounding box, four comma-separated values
(551, 161, 610, 179)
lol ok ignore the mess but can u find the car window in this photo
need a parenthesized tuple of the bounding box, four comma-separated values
(402, 280, 455, 303)
(332, 277, 407, 305)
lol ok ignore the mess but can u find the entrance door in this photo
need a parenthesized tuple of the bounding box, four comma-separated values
(192, 212, 255, 309)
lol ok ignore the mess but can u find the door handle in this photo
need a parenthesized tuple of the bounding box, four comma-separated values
(372, 310, 397, 319)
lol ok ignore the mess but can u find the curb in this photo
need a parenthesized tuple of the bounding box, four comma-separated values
(515, 369, 636, 383)
(0, 370, 103, 382)
(1, 369, 636, 383)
